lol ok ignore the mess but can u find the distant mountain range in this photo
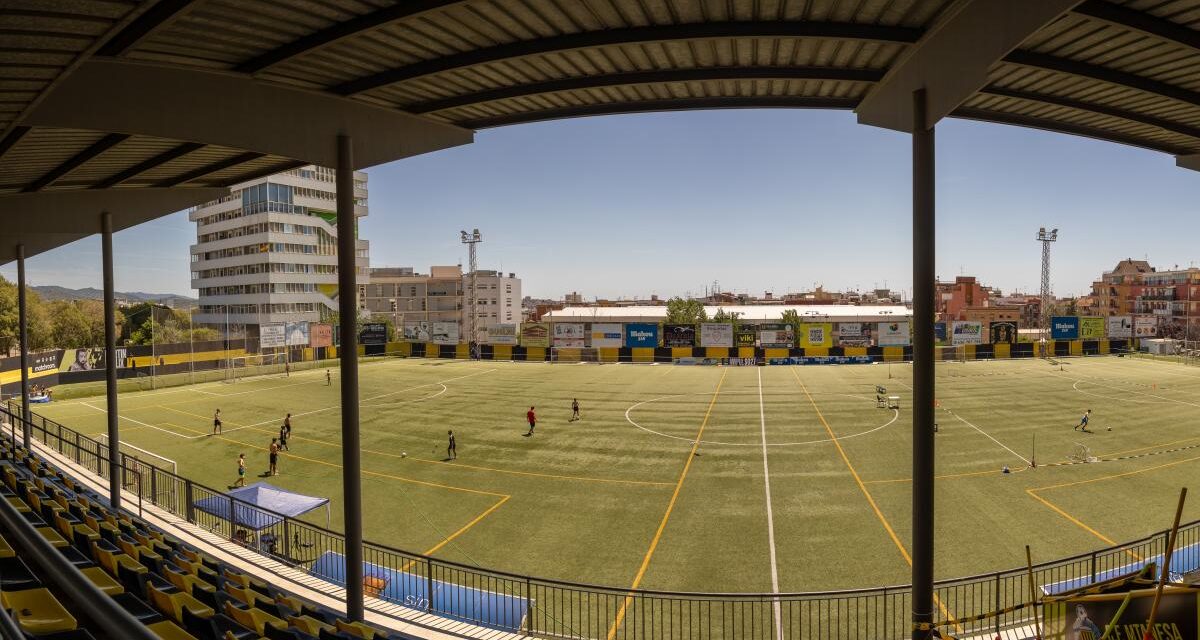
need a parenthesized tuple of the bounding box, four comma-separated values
(32, 286, 197, 309)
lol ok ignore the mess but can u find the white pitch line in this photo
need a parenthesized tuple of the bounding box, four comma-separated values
(945, 409, 1031, 466)
(757, 369, 783, 640)
(80, 401, 192, 440)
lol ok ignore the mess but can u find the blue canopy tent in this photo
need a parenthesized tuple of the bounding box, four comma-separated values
(193, 482, 330, 531)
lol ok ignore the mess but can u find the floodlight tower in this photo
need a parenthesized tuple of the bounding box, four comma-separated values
(461, 229, 483, 347)
(1037, 227, 1058, 342)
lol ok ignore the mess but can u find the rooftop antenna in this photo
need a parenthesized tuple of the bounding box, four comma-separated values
(460, 228, 482, 347)
(1036, 227, 1058, 342)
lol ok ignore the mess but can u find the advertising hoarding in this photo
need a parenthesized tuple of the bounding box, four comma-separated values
(699, 323, 733, 347)
(431, 322, 459, 345)
(735, 326, 757, 347)
(758, 323, 795, 348)
(552, 323, 585, 348)
(1107, 315, 1133, 338)
(1051, 316, 1080, 340)
(486, 324, 517, 345)
(989, 321, 1018, 344)
(934, 322, 947, 342)
(624, 323, 659, 348)
(403, 321, 430, 342)
(1134, 316, 1158, 337)
(799, 323, 832, 348)
(520, 322, 550, 347)
(589, 323, 623, 348)
(837, 322, 871, 347)
(260, 323, 285, 348)
(951, 321, 984, 345)
(878, 321, 911, 346)
(285, 322, 309, 347)
(60, 348, 126, 371)
(309, 323, 333, 348)
(1078, 317, 1105, 340)
(663, 324, 696, 347)
(359, 323, 388, 345)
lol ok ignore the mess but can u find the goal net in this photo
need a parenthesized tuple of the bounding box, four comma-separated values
(550, 347, 599, 363)
(1067, 442, 1099, 464)
(223, 353, 288, 383)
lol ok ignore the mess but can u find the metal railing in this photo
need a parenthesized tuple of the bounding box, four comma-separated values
(4, 402, 1192, 639)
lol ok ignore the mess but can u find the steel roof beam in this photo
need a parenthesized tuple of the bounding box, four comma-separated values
(460, 96, 859, 129)
(237, 0, 466, 74)
(1003, 49, 1200, 108)
(0, 186, 227, 262)
(979, 85, 1200, 140)
(23, 133, 129, 192)
(23, 59, 472, 170)
(333, 21, 921, 96)
(857, 0, 1083, 132)
(409, 66, 884, 114)
(952, 106, 1194, 155)
(1072, 0, 1200, 52)
(0, 126, 30, 161)
(96, 0, 197, 57)
(92, 141, 206, 189)
(154, 152, 264, 188)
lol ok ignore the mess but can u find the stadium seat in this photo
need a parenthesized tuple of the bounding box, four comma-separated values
(0, 556, 39, 589)
(2, 587, 78, 635)
(148, 619, 201, 640)
(223, 600, 287, 636)
(181, 605, 256, 640)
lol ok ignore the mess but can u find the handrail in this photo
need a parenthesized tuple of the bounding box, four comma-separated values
(7, 400, 1192, 639)
(0, 470, 159, 640)
(0, 605, 25, 640)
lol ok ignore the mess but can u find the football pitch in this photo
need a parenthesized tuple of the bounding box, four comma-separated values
(32, 355, 1200, 594)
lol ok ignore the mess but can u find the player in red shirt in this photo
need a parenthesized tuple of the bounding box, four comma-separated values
(526, 406, 536, 436)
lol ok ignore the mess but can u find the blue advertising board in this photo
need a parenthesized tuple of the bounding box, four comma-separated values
(769, 356, 873, 365)
(624, 323, 659, 348)
(1051, 316, 1080, 340)
(311, 552, 529, 631)
(934, 323, 947, 342)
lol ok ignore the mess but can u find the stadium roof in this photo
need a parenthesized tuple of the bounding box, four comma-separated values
(543, 304, 911, 322)
(3, 1, 1200, 262)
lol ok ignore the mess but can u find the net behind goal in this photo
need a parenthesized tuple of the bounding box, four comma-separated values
(223, 353, 289, 382)
(1067, 442, 1099, 464)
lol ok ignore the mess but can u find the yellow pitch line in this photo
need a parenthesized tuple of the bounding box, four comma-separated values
(1024, 489, 1120, 549)
(606, 369, 727, 640)
(422, 495, 511, 557)
(791, 368, 962, 634)
(162, 405, 670, 487)
(862, 468, 1001, 485)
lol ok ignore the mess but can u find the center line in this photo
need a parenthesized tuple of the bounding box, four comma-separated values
(758, 368, 783, 640)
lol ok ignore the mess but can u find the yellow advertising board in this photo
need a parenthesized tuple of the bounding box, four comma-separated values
(1079, 317, 1105, 339)
(800, 323, 833, 348)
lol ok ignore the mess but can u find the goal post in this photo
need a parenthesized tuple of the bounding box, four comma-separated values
(223, 353, 288, 383)
(549, 347, 599, 363)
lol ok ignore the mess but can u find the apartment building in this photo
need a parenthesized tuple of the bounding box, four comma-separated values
(364, 266, 521, 343)
(190, 166, 369, 336)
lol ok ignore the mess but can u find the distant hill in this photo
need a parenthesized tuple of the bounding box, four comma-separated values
(32, 286, 197, 309)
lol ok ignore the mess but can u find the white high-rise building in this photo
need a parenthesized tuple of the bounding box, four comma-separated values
(190, 166, 369, 337)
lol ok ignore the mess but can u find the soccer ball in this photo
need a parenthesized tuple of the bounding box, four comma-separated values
(1107, 427, 1112, 431)
(401, 451, 407, 458)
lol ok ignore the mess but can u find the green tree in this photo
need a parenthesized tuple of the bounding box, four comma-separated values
(780, 309, 802, 336)
(49, 301, 91, 348)
(711, 308, 742, 332)
(664, 297, 707, 324)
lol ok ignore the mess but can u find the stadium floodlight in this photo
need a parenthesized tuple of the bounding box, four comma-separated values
(461, 229, 483, 354)
(1036, 227, 1059, 343)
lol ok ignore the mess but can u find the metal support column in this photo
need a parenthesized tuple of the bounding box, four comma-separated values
(17, 245, 30, 448)
(336, 135, 364, 621)
(911, 88, 936, 640)
(101, 212, 121, 510)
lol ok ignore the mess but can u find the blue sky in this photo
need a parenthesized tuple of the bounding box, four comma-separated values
(5, 109, 1198, 299)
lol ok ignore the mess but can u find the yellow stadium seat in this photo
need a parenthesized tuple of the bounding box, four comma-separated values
(36, 525, 68, 548)
(148, 583, 214, 624)
(147, 619, 198, 640)
(81, 565, 124, 595)
(223, 601, 286, 636)
(287, 614, 334, 636)
(0, 534, 14, 559)
(2, 588, 77, 635)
